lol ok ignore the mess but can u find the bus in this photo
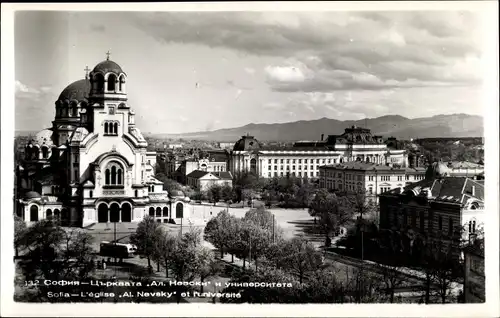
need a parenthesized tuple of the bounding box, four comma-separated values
(99, 241, 137, 259)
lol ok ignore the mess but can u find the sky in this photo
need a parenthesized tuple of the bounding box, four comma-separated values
(14, 10, 484, 134)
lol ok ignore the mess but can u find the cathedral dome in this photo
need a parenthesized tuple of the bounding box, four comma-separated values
(233, 135, 262, 151)
(93, 59, 124, 75)
(58, 79, 90, 101)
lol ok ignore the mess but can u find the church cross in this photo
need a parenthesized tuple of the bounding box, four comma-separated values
(84, 66, 90, 78)
(106, 50, 111, 60)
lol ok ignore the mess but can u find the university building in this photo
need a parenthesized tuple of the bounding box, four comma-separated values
(229, 126, 408, 179)
(377, 162, 484, 258)
(318, 162, 426, 201)
(15, 56, 192, 227)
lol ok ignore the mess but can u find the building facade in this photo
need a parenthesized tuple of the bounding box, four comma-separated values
(378, 164, 484, 258)
(186, 170, 233, 191)
(318, 162, 426, 202)
(15, 56, 192, 227)
(463, 240, 485, 303)
(229, 127, 408, 179)
(166, 150, 229, 184)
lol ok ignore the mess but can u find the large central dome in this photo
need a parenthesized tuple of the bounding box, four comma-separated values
(93, 60, 124, 75)
(58, 79, 91, 101)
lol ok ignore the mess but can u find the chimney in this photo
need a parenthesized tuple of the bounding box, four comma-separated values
(472, 185, 476, 197)
(321, 134, 324, 141)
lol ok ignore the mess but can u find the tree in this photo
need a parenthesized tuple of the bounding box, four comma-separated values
(376, 264, 405, 303)
(282, 236, 323, 284)
(207, 184, 222, 206)
(17, 220, 96, 301)
(309, 189, 353, 247)
(243, 206, 283, 243)
(14, 215, 27, 257)
(152, 227, 177, 277)
(220, 184, 233, 204)
(130, 216, 161, 269)
(204, 210, 233, 258)
(193, 246, 221, 293)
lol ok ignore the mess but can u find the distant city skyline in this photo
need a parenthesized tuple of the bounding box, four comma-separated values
(15, 11, 484, 134)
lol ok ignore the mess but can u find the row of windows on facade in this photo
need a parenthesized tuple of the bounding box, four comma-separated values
(147, 206, 184, 219)
(25, 146, 50, 160)
(56, 106, 80, 118)
(25, 206, 67, 222)
(383, 209, 468, 237)
(322, 173, 423, 182)
(322, 182, 392, 194)
(93, 74, 125, 93)
(267, 171, 318, 178)
(104, 122, 119, 135)
(200, 165, 226, 172)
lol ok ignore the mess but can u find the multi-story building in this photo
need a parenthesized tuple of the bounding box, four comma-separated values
(15, 56, 192, 227)
(166, 150, 229, 184)
(229, 126, 408, 179)
(378, 162, 484, 258)
(318, 162, 426, 202)
(463, 239, 485, 303)
(186, 170, 233, 191)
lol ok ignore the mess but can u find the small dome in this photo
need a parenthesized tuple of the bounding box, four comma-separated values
(425, 161, 452, 179)
(35, 129, 54, 147)
(24, 191, 41, 199)
(58, 79, 90, 101)
(93, 60, 124, 75)
(233, 135, 261, 151)
(170, 190, 185, 198)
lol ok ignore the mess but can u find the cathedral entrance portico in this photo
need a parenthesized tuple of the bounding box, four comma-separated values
(96, 201, 134, 223)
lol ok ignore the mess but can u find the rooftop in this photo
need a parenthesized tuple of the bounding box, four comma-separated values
(383, 176, 484, 205)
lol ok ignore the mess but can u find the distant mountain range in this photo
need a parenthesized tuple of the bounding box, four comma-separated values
(147, 114, 483, 142)
(16, 114, 483, 142)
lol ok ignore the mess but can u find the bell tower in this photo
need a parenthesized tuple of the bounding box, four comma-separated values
(88, 51, 130, 136)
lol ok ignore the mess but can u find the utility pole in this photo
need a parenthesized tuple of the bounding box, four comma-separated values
(272, 214, 275, 244)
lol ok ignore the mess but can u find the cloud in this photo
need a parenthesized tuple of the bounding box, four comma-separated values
(131, 11, 481, 92)
(265, 65, 306, 83)
(179, 116, 188, 122)
(16, 80, 39, 95)
(244, 67, 256, 74)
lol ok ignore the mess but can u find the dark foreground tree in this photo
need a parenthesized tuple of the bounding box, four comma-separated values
(16, 219, 96, 302)
(130, 216, 161, 269)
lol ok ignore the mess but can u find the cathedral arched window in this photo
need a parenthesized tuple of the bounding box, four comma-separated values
(71, 103, 78, 117)
(95, 73, 105, 93)
(41, 146, 49, 159)
(105, 162, 124, 186)
(104, 122, 109, 134)
(113, 122, 118, 135)
(107, 74, 117, 92)
(111, 166, 117, 184)
(119, 75, 125, 91)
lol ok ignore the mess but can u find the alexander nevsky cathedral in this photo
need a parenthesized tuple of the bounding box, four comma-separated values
(15, 55, 192, 227)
